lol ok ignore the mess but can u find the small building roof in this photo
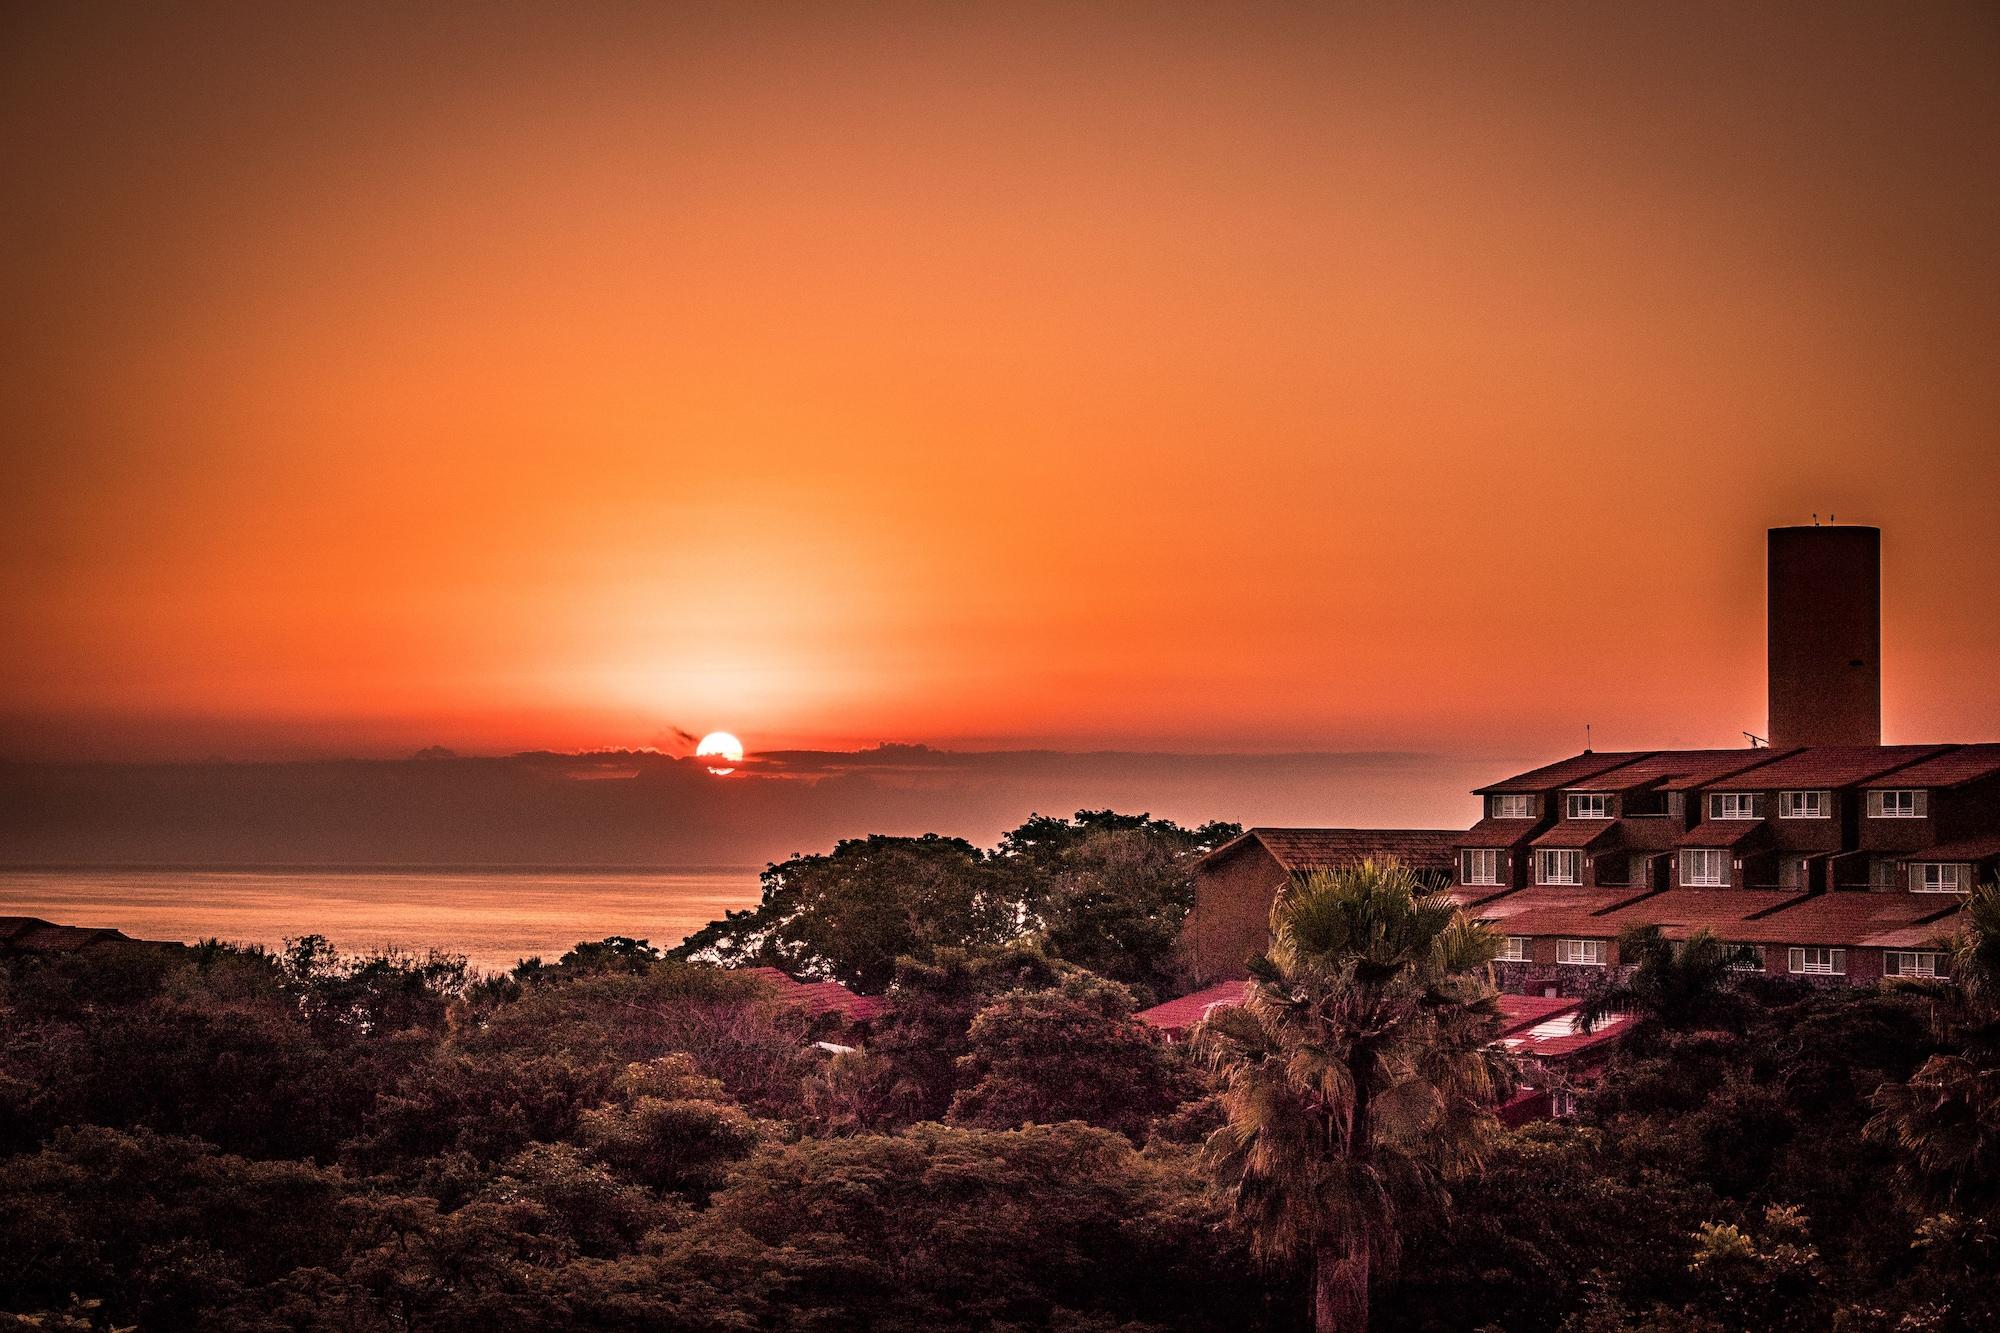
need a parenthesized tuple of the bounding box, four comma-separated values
(1474, 887, 1639, 937)
(1206, 828, 1462, 875)
(739, 966, 891, 1024)
(1476, 751, 1652, 796)
(1589, 888, 1800, 939)
(1137, 979, 1250, 1034)
(1495, 992, 1580, 1036)
(1860, 744, 2000, 790)
(1506, 1011, 1637, 1061)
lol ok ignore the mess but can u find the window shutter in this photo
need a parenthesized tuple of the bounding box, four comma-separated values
(1788, 947, 1805, 973)
(1866, 790, 1882, 817)
(1914, 791, 1928, 818)
(1830, 948, 1846, 975)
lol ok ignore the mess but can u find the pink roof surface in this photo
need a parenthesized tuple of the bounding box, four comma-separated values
(1509, 1011, 1637, 1060)
(1591, 889, 1800, 939)
(740, 967, 891, 1024)
(1137, 979, 1250, 1033)
(1914, 835, 2000, 863)
(1495, 992, 1580, 1035)
(1674, 820, 1771, 849)
(1469, 887, 1615, 931)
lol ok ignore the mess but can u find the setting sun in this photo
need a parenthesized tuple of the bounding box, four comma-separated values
(695, 731, 745, 776)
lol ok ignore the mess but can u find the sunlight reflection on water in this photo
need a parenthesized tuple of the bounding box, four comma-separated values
(0, 867, 763, 974)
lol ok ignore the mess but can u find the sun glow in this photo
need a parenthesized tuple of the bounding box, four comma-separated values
(695, 731, 745, 775)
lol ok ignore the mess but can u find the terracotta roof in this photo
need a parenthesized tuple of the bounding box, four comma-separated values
(1908, 836, 2000, 864)
(1476, 752, 1651, 796)
(740, 967, 890, 1024)
(1674, 820, 1771, 849)
(1478, 887, 1638, 936)
(1728, 892, 1965, 949)
(1219, 828, 1462, 874)
(1137, 979, 1250, 1033)
(1590, 888, 1800, 938)
(1728, 745, 1954, 790)
(1530, 821, 1622, 850)
(1566, 749, 1794, 793)
(1456, 818, 1544, 849)
(1859, 745, 2000, 790)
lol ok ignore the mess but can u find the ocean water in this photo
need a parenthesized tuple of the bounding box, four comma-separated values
(0, 866, 764, 974)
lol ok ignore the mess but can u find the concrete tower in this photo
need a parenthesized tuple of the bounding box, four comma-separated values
(1767, 524, 1881, 748)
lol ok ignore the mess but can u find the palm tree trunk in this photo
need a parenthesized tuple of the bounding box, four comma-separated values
(1313, 1233, 1369, 1333)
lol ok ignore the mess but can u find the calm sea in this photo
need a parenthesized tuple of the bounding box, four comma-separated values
(0, 866, 764, 974)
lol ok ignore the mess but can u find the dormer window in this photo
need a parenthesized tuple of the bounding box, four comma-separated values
(1778, 791, 1829, 819)
(1680, 849, 1728, 887)
(1537, 850, 1582, 885)
(1460, 849, 1500, 886)
(1489, 794, 1536, 819)
(1565, 793, 1612, 820)
(1708, 793, 1765, 820)
(1915, 863, 1965, 894)
(1869, 790, 1927, 818)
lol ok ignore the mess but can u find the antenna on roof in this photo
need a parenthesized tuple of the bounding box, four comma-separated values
(1585, 722, 1592, 752)
(1744, 731, 1768, 748)
(1812, 512, 1820, 526)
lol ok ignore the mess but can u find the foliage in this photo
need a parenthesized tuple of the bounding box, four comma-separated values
(1200, 859, 1511, 1332)
(947, 976, 1195, 1138)
(1576, 927, 1753, 1039)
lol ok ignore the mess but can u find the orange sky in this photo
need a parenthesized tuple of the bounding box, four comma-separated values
(4, 2, 1998, 764)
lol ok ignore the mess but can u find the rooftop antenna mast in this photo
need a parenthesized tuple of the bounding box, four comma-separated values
(1585, 722, 1592, 752)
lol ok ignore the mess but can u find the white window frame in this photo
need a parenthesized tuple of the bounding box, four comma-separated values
(1788, 946, 1846, 976)
(1869, 790, 1927, 818)
(1883, 950, 1946, 978)
(1915, 863, 1966, 894)
(1566, 793, 1613, 820)
(1778, 790, 1829, 819)
(1537, 849, 1582, 885)
(1708, 792, 1764, 821)
(1556, 938, 1607, 967)
(1490, 794, 1535, 819)
(1499, 936, 1530, 962)
(1680, 848, 1728, 887)
(1461, 849, 1501, 886)
(1727, 943, 1764, 972)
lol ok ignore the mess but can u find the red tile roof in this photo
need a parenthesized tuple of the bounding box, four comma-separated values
(1476, 887, 1637, 936)
(1674, 820, 1771, 849)
(1137, 979, 1250, 1033)
(1476, 752, 1651, 795)
(1590, 888, 1800, 938)
(1913, 836, 2000, 863)
(740, 967, 891, 1024)
(1510, 1011, 1637, 1060)
(1217, 828, 1462, 874)
(1728, 893, 1965, 949)
(1566, 749, 1794, 793)
(1456, 818, 1544, 849)
(1726, 745, 1954, 790)
(1860, 745, 2000, 790)
(1530, 821, 1622, 849)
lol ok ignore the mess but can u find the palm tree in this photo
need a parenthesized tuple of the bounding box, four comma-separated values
(1866, 878, 2000, 1210)
(1199, 859, 1512, 1333)
(1574, 925, 1752, 1036)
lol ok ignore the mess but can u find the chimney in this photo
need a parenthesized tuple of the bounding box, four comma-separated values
(1767, 524, 1881, 748)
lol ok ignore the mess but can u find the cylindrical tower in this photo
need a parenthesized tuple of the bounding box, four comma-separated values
(1767, 525, 1881, 748)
